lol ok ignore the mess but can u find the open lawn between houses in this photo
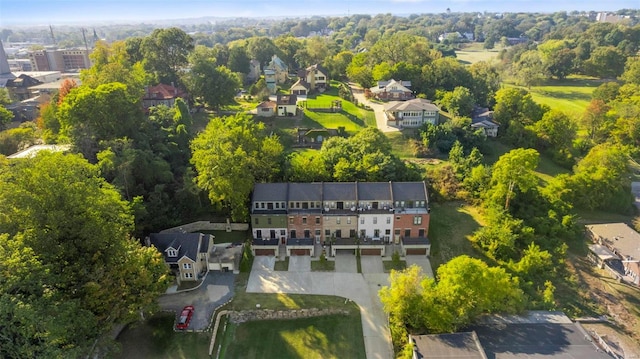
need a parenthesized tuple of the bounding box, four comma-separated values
(218, 312, 365, 359)
(116, 313, 210, 359)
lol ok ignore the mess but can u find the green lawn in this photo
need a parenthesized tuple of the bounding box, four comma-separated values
(505, 77, 600, 117)
(303, 82, 376, 132)
(483, 140, 571, 182)
(428, 202, 485, 270)
(219, 313, 365, 359)
(275, 257, 290, 271)
(455, 49, 500, 64)
(383, 260, 407, 272)
(196, 230, 249, 244)
(311, 259, 335, 271)
(386, 131, 419, 159)
(116, 314, 211, 359)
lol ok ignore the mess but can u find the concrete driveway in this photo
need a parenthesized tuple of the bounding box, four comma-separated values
(288, 255, 311, 272)
(247, 266, 392, 359)
(361, 256, 384, 273)
(335, 252, 357, 273)
(252, 255, 275, 271)
(405, 256, 435, 278)
(158, 272, 235, 331)
(349, 82, 399, 134)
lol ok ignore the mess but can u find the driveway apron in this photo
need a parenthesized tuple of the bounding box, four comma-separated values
(360, 256, 384, 273)
(405, 255, 434, 278)
(288, 255, 311, 272)
(335, 252, 358, 273)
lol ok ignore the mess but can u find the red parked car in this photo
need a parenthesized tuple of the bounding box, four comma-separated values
(176, 305, 194, 330)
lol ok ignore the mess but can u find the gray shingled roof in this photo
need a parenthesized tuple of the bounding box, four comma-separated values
(384, 98, 439, 112)
(392, 182, 427, 202)
(357, 182, 392, 201)
(411, 332, 486, 359)
(288, 183, 322, 202)
(149, 233, 203, 263)
(323, 182, 357, 201)
(252, 183, 288, 202)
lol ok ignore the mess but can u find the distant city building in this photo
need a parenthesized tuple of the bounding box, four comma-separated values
(596, 12, 631, 23)
(28, 49, 91, 72)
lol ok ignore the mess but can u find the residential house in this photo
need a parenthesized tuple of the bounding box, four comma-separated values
(287, 183, 323, 255)
(369, 79, 413, 101)
(438, 32, 464, 42)
(4, 74, 42, 101)
(276, 94, 298, 116)
(265, 55, 288, 84)
(586, 223, 640, 285)
(393, 182, 430, 255)
(264, 69, 277, 94)
(411, 311, 611, 359)
(255, 100, 276, 117)
(142, 83, 188, 112)
(299, 64, 329, 92)
(148, 233, 213, 283)
(471, 107, 499, 137)
(323, 183, 359, 254)
(384, 98, 440, 128)
(290, 78, 311, 96)
(250, 181, 430, 257)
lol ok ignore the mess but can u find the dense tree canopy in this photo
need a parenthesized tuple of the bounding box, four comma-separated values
(0, 152, 169, 358)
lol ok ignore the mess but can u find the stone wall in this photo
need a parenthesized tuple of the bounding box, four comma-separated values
(229, 308, 350, 323)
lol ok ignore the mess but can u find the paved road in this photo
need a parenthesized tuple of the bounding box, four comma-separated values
(349, 82, 399, 134)
(158, 272, 235, 331)
(248, 257, 393, 359)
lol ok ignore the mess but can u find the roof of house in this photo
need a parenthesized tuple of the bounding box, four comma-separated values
(7, 144, 71, 159)
(384, 98, 439, 112)
(589, 244, 618, 261)
(410, 332, 486, 359)
(323, 182, 357, 201)
(391, 182, 428, 202)
(149, 233, 207, 263)
(471, 120, 499, 129)
(253, 183, 288, 202)
(305, 63, 328, 76)
(586, 223, 640, 261)
(291, 78, 311, 90)
(143, 83, 186, 100)
(277, 94, 298, 105)
(470, 322, 611, 359)
(357, 182, 392, 201)
(370, 79, 412, 94)
(288, 183, 323, 202)
(5, 74, 41, 88)
(256, 101, 277, 109)
(268, 55, 287, 71)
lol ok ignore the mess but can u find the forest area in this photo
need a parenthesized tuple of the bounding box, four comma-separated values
(1, 9, 640, 358)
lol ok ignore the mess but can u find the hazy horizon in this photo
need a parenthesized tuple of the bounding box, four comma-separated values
(1, 0, 638, 26)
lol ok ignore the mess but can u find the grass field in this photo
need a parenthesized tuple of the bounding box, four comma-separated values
(116, 314, 210, 359)
(505, 77, 601, 117)
(302, 84, 376, 133)
(483, 140, 571, 182)
(311, 259, 335, 271)
(219, 313, 365, 359)
(196, 230, 249, 244)
(386, 131, 418, 159)
(428, 202, 485, 270)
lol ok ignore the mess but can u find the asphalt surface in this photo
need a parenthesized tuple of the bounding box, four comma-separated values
(349, 82, 400, 134)
(158, 272, 235, 331)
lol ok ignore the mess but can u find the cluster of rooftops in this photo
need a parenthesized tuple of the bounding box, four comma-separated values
(251, 181, 430, 215)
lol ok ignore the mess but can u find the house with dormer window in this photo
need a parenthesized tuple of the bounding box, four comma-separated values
(148, 232, 213, 283)
(369, 79, 413, 101)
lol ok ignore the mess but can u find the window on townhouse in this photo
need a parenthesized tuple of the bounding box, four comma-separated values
(302, 202, 309, 209)
(275, 202, 280, 209)
(413, 216, 422, 225)
(302, 217, 307, 224)
(296, 202, 301, 208)
(304, 230, 311, 238)
(184, 272, 193, 279)
(386, 217, 391, 224)
(255, 218, 259, 225)
(385, 229, 391, 235)
(315, 229, 321, 236)
(418, 229, 425, 237)
(167, 249, 177, 257)
(373, 217, 377, 224)
(289, 217, 294, 224)
(255, 203, 259, 209)
(325, 229, 331, 236)
(347, 217, 351, 224)
(280, 230, 286, 236)
(336, 218, 341, 224)
(261, 203, 265, 209)
(360, 218, 365, 224)
(315, 217, 320, 224)
(267, 218, 272, 225)
(291, 230, 297, 238)
(360, 230, 366, 238)
(404, 229, 411, 238)
(183, 263, 192, 269)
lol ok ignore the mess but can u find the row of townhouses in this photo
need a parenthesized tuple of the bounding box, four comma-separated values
(251, 182, 431, 257)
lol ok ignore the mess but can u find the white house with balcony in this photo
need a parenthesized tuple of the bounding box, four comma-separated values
(384, 98, 440, 128)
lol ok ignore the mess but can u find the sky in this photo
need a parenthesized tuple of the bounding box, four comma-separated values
(1, 0, 638, 26)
